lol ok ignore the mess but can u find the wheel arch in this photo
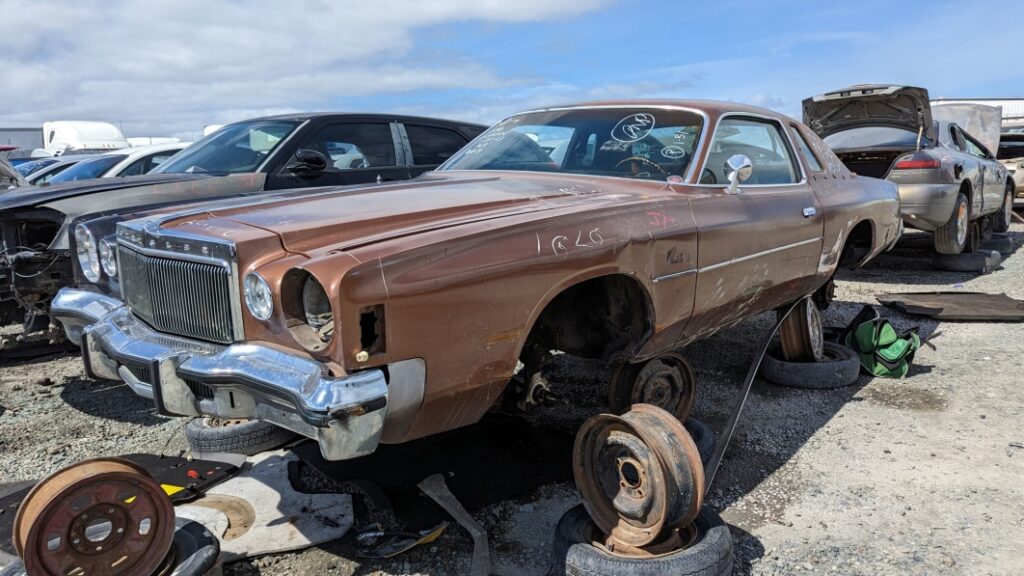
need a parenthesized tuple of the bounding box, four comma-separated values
(838, 218, 877, 269)
(513, 268, 656, 366)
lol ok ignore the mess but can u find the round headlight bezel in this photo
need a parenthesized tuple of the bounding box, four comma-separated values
(98, 238, 117, 278)
(243, 272, 274, 321)
(74, 224, 101, 283)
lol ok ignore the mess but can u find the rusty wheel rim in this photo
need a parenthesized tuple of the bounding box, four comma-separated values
(608, 354, 696, 421)
(13, 458, 175, 576)
(573, 404, 704, 549)
(779, 298, 825, 362)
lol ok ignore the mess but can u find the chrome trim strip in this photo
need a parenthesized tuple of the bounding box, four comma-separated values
(115, 240, 232, 268)
(693, 111, 808, 188)
(652, 268, 697, 284)
(651, 236, 823, 283)
(698, 237, 823, 273)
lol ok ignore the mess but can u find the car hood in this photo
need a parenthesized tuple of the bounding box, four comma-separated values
(0, 157, 28, 189)
(0, 173, 209, 211)
(165, 172, 619, 255)
(802, 84, 934, 142)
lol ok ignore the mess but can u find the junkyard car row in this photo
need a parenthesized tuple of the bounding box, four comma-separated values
(1, 84, 1019, 575)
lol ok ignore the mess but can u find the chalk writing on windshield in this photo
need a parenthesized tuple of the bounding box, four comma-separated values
(612, 113, 656, 143)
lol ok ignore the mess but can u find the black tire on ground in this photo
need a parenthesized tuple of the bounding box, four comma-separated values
(184, 417, 298, 456)
(931, 249, 1002, 274)
(549, 505, 733, 576)
(993, 183, 1014, 234)
(759, 342, 860, 389)
(684, 418, 716, 465)
(934, 192, 970, 255)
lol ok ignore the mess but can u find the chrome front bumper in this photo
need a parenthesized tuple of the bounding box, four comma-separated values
(52, 288, 388, 461)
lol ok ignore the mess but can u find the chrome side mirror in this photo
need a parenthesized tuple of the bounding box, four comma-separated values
(724, 154, 753, 195)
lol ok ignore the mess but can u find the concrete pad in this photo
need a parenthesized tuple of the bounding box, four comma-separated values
(177, 451, 352, 563)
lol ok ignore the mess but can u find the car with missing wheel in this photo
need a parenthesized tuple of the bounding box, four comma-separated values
(0, 112, 484, 348)
(54, 99, 900, 464)
(803, 85, 1014, 255)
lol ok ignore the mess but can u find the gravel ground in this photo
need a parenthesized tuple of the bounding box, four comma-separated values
(1, 224, 1023, 575)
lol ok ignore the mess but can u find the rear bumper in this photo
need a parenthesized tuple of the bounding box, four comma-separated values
(56, 288, 389, 461)
(896, 182, 960, 231)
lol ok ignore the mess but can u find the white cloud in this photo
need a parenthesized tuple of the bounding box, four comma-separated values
(0, 0, 611, 136)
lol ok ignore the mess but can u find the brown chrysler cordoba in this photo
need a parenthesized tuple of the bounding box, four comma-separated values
(54, 101, 901, 460)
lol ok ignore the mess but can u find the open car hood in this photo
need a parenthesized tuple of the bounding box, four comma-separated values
(802, 85, 934, 142)
(932, 103, 1002, 157)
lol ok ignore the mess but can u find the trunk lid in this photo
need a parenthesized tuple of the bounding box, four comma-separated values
(802, 84, 934, 142)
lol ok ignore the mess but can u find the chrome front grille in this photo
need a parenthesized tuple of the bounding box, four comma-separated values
(118, 245, 236, 344)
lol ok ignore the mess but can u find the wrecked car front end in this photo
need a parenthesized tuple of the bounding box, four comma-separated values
(55, 217, 398, 461)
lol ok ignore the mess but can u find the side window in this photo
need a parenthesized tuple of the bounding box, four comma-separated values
(962, 133, 987, 159)
(949, 127, 966, 151)
(148, 151, 178, 170)
(405, 125, 469, 166)
(292, 123, 396, 170)
(705, 117, 799, 185)
(118, 158, 148, 176)
(789, 126, 823, 172)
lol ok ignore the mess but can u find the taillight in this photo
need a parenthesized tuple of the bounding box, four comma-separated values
(894, 157, 940, 170)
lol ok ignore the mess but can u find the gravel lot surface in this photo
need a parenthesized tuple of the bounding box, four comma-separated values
(1, 225, 1022, 575)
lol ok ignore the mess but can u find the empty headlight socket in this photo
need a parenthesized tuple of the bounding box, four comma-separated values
(358, 304, 386, 358)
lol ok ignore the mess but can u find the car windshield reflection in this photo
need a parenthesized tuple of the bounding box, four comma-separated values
(440, 108, 703, 181)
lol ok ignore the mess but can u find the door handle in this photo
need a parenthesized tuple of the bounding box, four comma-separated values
(802, 207, 817, 218)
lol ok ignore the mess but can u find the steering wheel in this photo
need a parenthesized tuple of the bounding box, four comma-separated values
(700, 168, 717, 184)
(615, 156, 668, 177)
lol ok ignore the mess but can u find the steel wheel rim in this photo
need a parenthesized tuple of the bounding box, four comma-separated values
(1005, 188, 1013, 224)
(573, 405, 704, 549)
(805, 299, 825, 361)
(14, 458, 175, 576)
(614, 354, 696, 421)
(779, 298, 825, 362)
(956, 202, 968, 246)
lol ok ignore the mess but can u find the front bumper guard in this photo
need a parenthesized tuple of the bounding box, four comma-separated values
(56, 288, 388, 461)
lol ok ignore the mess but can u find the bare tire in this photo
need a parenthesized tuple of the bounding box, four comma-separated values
(184, 417, 298, 456)
(992, 183, 1013, 234)
(760, 342, 860, 389)
(549, 505, 733, 576)
(684, 418, 716, 465)
(778, 298, 824, 362)
(934, 193, 970, 255)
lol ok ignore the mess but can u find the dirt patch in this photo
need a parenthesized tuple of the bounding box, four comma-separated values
(858, 383, 948, 412)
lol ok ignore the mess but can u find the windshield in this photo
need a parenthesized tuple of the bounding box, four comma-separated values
(440, 108, 703, 181)
(154, 120, 300, 175)
(48, 155, 126, 183)
(824, 127, 931, 150)
(15, 158, 59, 177)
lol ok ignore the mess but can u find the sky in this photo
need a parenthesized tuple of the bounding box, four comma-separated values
(1, 0, 1021, 140)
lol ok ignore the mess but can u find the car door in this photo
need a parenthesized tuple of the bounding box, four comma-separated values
(264, 120, 410, 190)
(399, 123, 472, 177)
(959, 127, 1003, 214)
(683, 114, 824, 340)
